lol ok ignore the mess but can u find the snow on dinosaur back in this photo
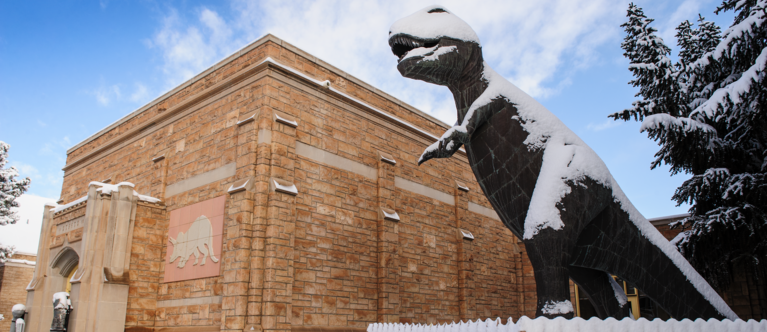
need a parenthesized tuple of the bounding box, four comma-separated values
(390, 5, 737, 320)
(485, 34, 740, 324)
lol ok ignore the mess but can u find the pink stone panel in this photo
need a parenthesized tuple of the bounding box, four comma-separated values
(163, 195, 226, 282)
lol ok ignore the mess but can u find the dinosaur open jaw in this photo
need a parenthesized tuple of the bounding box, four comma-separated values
(389, 34, 439, 61)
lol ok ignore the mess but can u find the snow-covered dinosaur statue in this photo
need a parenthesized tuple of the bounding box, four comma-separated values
(389, 5, 737, 320)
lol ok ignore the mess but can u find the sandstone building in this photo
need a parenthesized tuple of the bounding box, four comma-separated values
(22, 35, 535, 332)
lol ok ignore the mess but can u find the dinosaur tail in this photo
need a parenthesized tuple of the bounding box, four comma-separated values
(571, 200, 737, 320)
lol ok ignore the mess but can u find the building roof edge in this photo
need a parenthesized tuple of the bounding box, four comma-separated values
(66, 33, 449, 155)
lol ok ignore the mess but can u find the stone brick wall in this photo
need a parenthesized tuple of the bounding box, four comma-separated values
(125, 203, 169, 328)
(54, 35, 533, 331)
(0, 254, 36, 332)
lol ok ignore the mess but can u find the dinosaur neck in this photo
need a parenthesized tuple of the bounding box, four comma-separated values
(448, 51, 488, 124)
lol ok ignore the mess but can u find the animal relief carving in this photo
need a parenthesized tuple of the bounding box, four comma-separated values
(168, 215, 219, 269)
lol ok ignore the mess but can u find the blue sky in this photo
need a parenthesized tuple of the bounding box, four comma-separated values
(0, 0, 736, 219)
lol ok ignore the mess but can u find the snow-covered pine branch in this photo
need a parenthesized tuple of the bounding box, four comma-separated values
(616, 2, 767, 297)
(612, 4, 682, 122)
(0, 141, 30, 262)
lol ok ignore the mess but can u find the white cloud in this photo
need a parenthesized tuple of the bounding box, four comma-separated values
(148, 8, 237, 88)
(146, 0, 626, 125)
(130, 82, 150, 103)
(587, 119, 622, 131)
(92, 84, 121, 106)
(39, 136, 71, 158)
(10, 161, 64, 199)
(89, 80, 153, 106)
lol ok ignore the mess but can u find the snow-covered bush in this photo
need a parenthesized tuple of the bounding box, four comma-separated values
(614, 1, 767, 300)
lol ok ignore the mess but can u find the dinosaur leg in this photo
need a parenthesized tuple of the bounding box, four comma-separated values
(524, 232, 576, 319)
(567, 265, 630, 319)
(571, 200, 728, 320)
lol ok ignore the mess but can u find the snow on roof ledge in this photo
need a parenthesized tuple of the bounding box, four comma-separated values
(4, 258, 36, 266)
(52, 181, 161, 213)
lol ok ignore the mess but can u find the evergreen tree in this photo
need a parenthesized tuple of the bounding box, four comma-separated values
(615, 1, 767, 306)
(0, 141, 30, 261)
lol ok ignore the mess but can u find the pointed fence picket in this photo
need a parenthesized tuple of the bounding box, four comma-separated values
(367, 316, 767, 332)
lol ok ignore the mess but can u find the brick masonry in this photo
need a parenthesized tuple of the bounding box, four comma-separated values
(46, 35, 538, 332)
(0, 253, 36, 332)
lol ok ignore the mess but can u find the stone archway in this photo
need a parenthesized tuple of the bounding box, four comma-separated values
(49, 247, 79, 294)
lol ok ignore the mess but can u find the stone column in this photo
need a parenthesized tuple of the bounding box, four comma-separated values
(259, 109, 298, 332)
(64, 182, 137, 332)
(454, 181, 475, 321)
(220, 108, 260, 332)
(376, 151, 399, 323)
(69, 184, 108, 332)
(230, 101, 300, 332)
(24, 203, 56, 332)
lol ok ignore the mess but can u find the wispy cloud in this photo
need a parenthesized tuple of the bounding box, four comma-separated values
(40, 136, 71, 164)
(91, 84, 121, 106)
(147, 8, 236, 88)
(89, 81, 151, 106)
(130, 83, 149, 103)
(144, 0, 626, 125)
(587, 119, 622, 131)
(9, 161, 64, 198)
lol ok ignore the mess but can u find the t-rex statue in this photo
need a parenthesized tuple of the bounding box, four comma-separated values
(388, 5, 737, 320)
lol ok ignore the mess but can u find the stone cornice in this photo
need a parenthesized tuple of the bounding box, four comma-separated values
(63, 55, 467, 174)
(66, 34, 450, 156)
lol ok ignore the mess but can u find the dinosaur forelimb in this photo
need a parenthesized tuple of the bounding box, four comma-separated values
(418, 126, 468, 165)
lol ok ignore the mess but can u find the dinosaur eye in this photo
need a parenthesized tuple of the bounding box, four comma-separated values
(428, 8, 447, 13)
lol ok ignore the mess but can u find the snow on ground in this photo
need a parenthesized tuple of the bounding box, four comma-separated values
(541, 300, 574, 315)
(1, 194, 56, 254)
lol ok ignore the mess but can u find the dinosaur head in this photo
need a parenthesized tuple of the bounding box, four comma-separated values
(389, 5, 482, 86)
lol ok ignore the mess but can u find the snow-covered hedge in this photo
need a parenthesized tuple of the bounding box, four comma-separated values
(367, 317, 766, 332)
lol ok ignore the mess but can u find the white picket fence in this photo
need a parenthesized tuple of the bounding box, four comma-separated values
(367, 317, 767, 332)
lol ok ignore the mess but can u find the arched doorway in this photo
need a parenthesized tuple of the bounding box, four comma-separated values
(50, 247, 79, 294)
